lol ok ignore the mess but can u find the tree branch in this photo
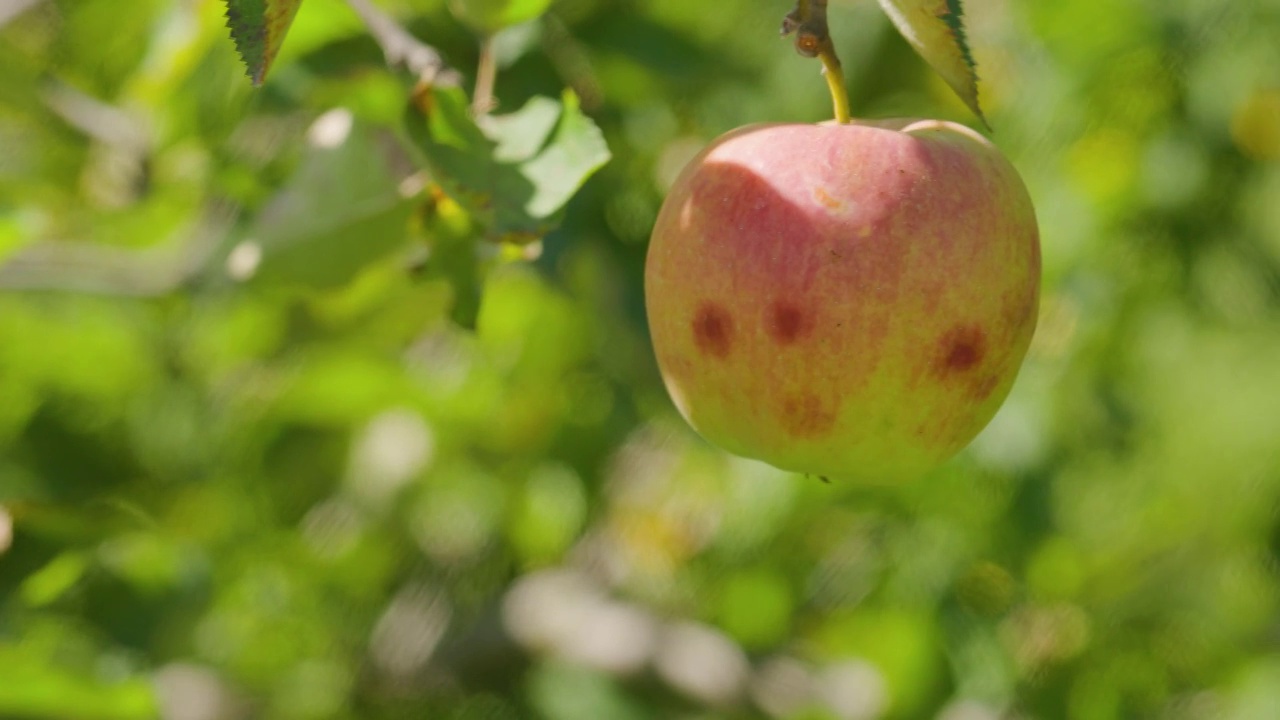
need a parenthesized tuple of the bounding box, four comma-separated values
(343, 0, 460, 85)
(471, 35, 497, 115)
(780, 0, 851, 123)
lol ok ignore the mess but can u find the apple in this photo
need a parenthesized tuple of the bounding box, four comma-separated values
(645, 119, 1040, 481)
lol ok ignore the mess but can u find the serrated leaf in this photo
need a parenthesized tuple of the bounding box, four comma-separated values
(448, 0, 554, 35)
(405, 87, 610, 242)
(876, 0, 987, 126)
(224, 0, 305, 85)
(238, 111, 415, 289)
(518, 92, 611, 218)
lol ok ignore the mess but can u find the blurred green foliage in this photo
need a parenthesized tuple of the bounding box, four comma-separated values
(2, 1, 1280, 719)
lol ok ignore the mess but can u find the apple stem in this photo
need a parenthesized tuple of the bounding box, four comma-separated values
(818, 46, 850, 124)
(781, 0, 852, 124)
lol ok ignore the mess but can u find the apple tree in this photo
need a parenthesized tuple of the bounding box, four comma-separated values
(3, 1, 1280, 719)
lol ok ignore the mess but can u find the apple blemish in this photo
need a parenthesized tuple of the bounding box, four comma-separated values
(691, 302, 734, 359)
(767, 302, 811, 345)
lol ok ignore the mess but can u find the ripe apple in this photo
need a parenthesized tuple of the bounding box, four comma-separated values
(645, 119, 1040, 481)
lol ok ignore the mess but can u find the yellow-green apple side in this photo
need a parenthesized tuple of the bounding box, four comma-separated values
(645, 120, 1040, 481)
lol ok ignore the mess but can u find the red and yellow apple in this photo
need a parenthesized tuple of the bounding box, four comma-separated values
(645, 119, 1040, 481)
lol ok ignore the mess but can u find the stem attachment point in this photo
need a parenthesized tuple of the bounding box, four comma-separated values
(781, 0, 851, 124)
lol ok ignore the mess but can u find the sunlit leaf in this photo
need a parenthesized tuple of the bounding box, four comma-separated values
(514, 91, 611, 219)
(876, 0, 986, 125)
(224, 0, 305, 85)
(448, 0, 554, 35)
(405, 87, 610, 243)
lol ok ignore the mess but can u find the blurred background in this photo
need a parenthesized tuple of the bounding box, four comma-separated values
(2, 0, 1280, 718)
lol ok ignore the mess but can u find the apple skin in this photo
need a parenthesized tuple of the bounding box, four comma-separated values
(645, 119, 1040, 481)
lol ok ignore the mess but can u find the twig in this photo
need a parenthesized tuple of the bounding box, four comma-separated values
(472, 35, 497, 115)
(343, 0, 460, 85)
(42, 80, 150, 153)
(781, 0, 851, 123)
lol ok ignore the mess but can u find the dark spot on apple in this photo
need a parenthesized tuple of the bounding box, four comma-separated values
(947, 342, 981, 370)
(935, 325, 986, 376)
(692, 302, 733, 358)
(767, 302, 811, 345)
(781, 392, 839, 438)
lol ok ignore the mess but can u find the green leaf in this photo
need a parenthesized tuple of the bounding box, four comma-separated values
(224, 0, 305, 85)
(405, 87, 610, 243)
(448, 0, 554, 35)
(515, 92, 611, 218)
(235, 110, 416, 290)
(876, 0, 987, 126)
